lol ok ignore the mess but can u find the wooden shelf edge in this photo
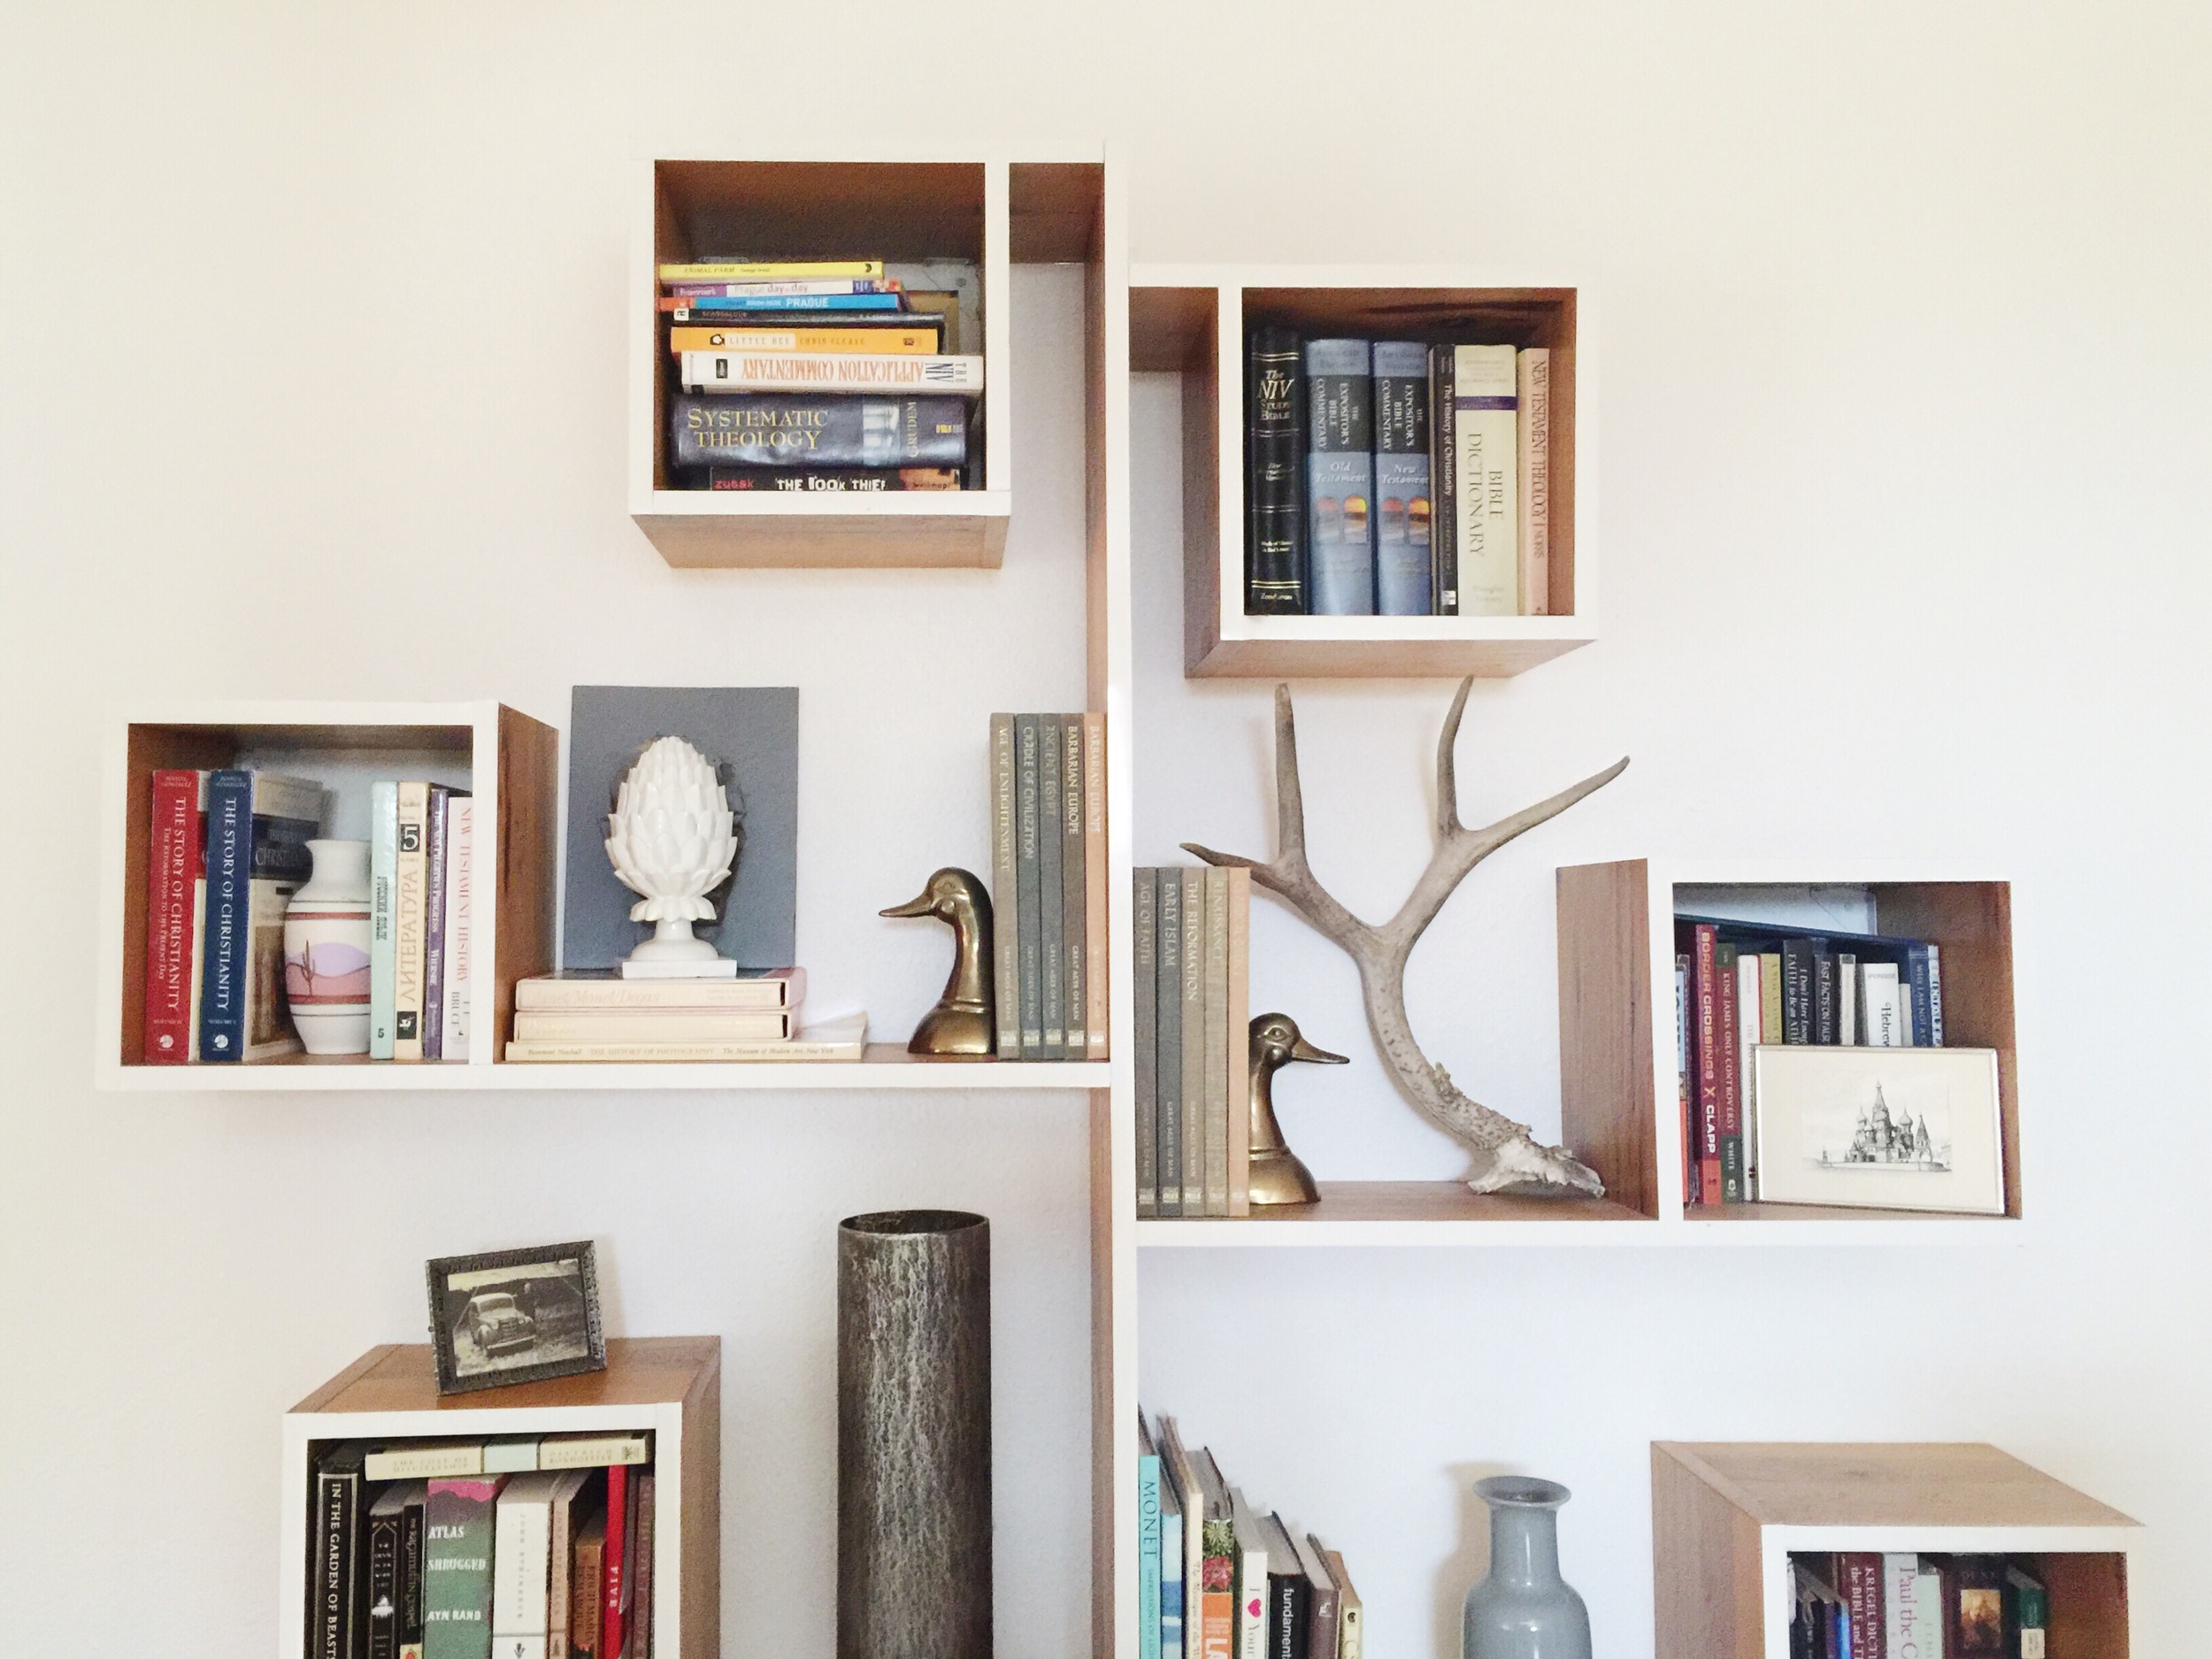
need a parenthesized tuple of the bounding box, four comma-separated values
(1188, 632, 1594, 680)
(633, 498, 1010, 570)
(102, 1050, 1111, 1093)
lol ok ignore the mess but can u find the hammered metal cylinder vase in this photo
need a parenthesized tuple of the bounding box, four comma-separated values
(837, 1210, 992, 1659)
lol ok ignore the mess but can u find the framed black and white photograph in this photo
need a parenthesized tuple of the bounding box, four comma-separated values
(1752, 1046, 2006, 1214)
(425, 1240, 606, 1395)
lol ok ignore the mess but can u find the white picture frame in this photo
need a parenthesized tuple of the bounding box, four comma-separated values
(1751, 1045, 2005, 1214)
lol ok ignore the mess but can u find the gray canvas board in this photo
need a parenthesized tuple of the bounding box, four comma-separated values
(562, 686, 798, 972)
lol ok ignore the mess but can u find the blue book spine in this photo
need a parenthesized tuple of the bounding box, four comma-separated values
(196, 770, 254, 1060)
(1138, 1452, 1164, 1659)
(1372, 342, 1433, 614)
(1906, 943, 1936, 1047)
(675, 292, 904, 311)
(1305, 339, 1375, 614)
(368, 781, 399, 1059)
(1160, 1507, 1186, 1659)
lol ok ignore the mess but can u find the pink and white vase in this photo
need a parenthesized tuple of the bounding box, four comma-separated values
(283, 839, 373, 1055)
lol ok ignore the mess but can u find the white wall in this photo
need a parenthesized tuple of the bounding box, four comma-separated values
(3, 4, 2207, 1655)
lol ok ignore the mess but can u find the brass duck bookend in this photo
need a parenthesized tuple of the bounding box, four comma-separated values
(880, 868, 995, 1057)
(1248, 1012, 1348, 1205)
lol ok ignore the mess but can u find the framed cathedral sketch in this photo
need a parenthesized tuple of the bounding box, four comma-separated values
(1751, 1046, 2005, 1214)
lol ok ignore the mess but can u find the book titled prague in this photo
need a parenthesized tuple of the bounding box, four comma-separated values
(1303, 339, 1375, 615)
(1452, 343, 1520, 615)
(680, 349, 983, 394)
(1371, 341, 1433, 616)
(1244, 325, 1307, 615)
(668, 393, 967, 470)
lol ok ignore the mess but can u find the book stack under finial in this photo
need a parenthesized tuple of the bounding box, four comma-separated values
(503, 969, 865, 1063)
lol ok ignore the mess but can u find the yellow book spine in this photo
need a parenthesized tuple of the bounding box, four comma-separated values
(658, 259, 882, 280)
(666, 326, 939, 357)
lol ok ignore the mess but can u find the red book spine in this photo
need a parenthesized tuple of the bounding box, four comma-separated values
(142, 770, 204, 1063)
(601, 1462, 628, 1659)
(1693, 924, 1722, 1205)
(1840, 1553, 1885, 1655)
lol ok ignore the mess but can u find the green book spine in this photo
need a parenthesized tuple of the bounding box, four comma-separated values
(990, 714, 1019, 1058)
(1156, 870, 1185, 1217)
(1179, 869, 1207, 1217)
(1134, 870, 1159, 1217)
(1015, 717, 1044, 1057)
(1061, 714, 1087, 1064)
(1038, 715, 1066, 1058)
(424, 1477, 504, 1659)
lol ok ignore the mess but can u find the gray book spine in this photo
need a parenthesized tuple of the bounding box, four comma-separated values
(1133, 869, 1159, 1217)
(1156, 870, 1184, 1217)
(1038, 715, 1066, 1058)
(1061, 714, 1087, 1063)
(990, 714, 1019, 1057)
(1179, 868, 1208, 1217)
(1202, 866, 1231, 1216)
(1015, 716, 1043, 1057)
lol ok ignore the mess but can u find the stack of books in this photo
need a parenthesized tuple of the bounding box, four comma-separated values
(307, 1432, 655, 1659)
(142, 768, 325, 1063)
(1676, 916, 1946, 1206)
(1132, 865, 1251, 1217)
(662, 257, 984, 492)
(1787, 1551, 2048, 1658)
(503, 969, 868, 1063)
(1244, 330, 1554, 618)
(1139, 1412, 1363, 1659)
(987, 712, 1110, 1061)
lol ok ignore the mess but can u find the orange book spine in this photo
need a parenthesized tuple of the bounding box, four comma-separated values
(1202, 1591, 1234, 1659)
(666, 325, 940, 356)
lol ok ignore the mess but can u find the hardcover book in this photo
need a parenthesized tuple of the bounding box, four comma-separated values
(1451, 344, 1519, 615)
(1179, 868, 1208, 1217)
(1039, 714, 1066, 1058)
(442, 796, 474, 1062)
(658, 258, 885, 280)
(1304, 339, 1376, 615)
(1294, 1533, 1339, 1659)
(664, 276, 895, 298)
(421, 786, 460, 1060)
(425, 1475, 507, 1659)
(1062, 715, 1087, 1065)
(569, 1514, 603, 1659)
(1259, 1513, 1309, 1659)
(513, 968, 803, 1010)
(1245, 325, 1307, 614)
(1692, 922, 1722, 1204)
(1225, 1486, 1269, 1659)
(666, 321, 941, 355)
(626, 1475, 656, 1659)
(562, 687, 798, 974)
(668, 393, 968, 469)
(667, 292, 904, 314)
(1139, 1420, 1164, 1659)
(1159, 1442, 1187, 1659)
(1371, 341, 1433, 615)
(492, 1473, 560, 1657)
(990, 714, 1019, 1057)
(680, 349, 984, 394)
(198, 769, 320, 1062)
(1430, 347, 1457, 613)
(1156, 1418, 1207, 1659)
(394, 780, 431, 1059)
(369, 1484, 408, 1659)
(370, 780, 399, 1058)
(1156, 870, 1185, 1217)
(1083, 713, 1110, 1056)
(1319, 1547, 1360, 1659)
(705, 466, 960, 491)
(1202, 867, 1231, 1217)
(1015, 716, 1045, 1056)
(1135, 870, 1160, 1217)
(308, 1442, 369, 1659)
(1517, 348, 1552, 614)
(1717, 942, 1744, 1202)
(599, 1464, 629, 1659)
(1224, 867, 1252, 1216)
(509, 1009, 792, 1043)
(142, 768, 208, 1063)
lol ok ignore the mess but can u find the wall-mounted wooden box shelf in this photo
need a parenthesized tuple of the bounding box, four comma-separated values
(1129, 265, 1595, 679)
(1653, 1442, 2138, 1658)
(629, 150, 1114, 571)
(1559, 859, 2021, 1233)
(99, 701, 557, 1085)
(281, 1338, 720, 1659)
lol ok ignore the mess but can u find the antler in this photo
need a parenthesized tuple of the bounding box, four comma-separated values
(1186, 680, 1629, 1198)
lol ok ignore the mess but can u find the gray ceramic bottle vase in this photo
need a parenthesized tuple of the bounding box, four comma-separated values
(1462, 1476, 1593, 1659)
(837, 1210, 992, 1659)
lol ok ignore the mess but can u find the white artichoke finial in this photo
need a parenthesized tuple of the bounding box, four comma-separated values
(604, 736, 741, 972)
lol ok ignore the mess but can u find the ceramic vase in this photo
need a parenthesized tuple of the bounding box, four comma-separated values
(283, 839, 373, 1056)
(1462, 1476, 1592, 1659)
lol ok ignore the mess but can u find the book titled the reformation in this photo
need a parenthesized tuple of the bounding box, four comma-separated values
(1244, 325, 1307, 614)
(307, 1442, 369, 1659)
(1371, 341, 1433, 616)
(990, 714, 1019, 1057)
(706, 467, 960, 491)
(1303, 339, 1375, 615)
(425, 1476, 505, 1659)
(668, 393, 967, 470)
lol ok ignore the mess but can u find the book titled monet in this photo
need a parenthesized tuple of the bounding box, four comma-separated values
(1303, 339, 1375, 615)
(669, 393, 967, 470)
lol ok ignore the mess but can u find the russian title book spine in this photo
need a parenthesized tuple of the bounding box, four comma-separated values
(990, 714, 1020, 1057)
(421, 786, 454, 1061)
(1781, 936, 1816, 1044)
(1179, 868, 1209, 1217)
(1245, 325, 1308, 614)
(1304, 339, 1376, 615)
(442, 795, 473, 1062)
(1062, 714, 1087, 1066)
(394, 780, 431, 1060)
(1371, 341, 1433, 615)
(1906, 942, 1937, 1047)
(142, 768, 206, 1063)
(1134, 869, 1160, 1217)
(1014, 717, 1043, 1057)
(370, 780, 399, 1059)
(1156, 870, 1185, 1217)
(1517, 348, 1551, 614)
(668, 393, 968, 469)
(598, 1464, 629, 1659)
(1813, 945, 1838, 1044)
(1452, 344, 1520, 615)
(1038, 715, 1066, 1058)
(1431, 346, 1457, 613)
(1084, 713, 1110, 1056)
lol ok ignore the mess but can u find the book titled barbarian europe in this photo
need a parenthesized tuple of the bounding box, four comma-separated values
(1303, 339, 1376, 615)
(668, 393, 967, 471)
(198, 768, 320, 1062)
(1371, 341, 1433, 616)
(1245, 325, 1307, 614)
